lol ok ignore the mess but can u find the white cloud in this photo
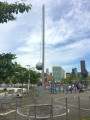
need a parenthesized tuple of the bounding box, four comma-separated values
(45, 38, 90, 72)
(0, 0, 90, 72)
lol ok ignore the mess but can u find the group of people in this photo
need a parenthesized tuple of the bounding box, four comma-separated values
(75, 83, 84, 92)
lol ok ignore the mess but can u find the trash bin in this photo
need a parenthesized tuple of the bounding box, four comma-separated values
(16, 94, 22, 107)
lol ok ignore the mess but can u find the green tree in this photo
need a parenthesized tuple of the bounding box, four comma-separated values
(0, 53, 17, 83)
(49, 76, 55, 83)
(0, 53, 41, 85)
(62, 78, 69, 84)
(0, 1, 32, 23)
(5, 77, 10, 84)
(28, 70, 41, 84)
(63, 74, 86, 85)
(86, 76, 90, 85)
(78, 75, 85, 84)
(67, 74, 73, 84)
(12, 63, 41, 85)
(14, 66, 27, 88)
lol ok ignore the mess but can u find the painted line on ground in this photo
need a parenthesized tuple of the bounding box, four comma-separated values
(0, 110, 15, 115)
(55, 98, 90, 111)
(17, 105, 70, 118)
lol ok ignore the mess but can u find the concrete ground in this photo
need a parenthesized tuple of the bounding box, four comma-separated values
(0, 88, 90, 120)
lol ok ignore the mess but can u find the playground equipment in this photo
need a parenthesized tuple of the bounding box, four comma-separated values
(51, 82, 57, 94)
(49, 83, 85, 94)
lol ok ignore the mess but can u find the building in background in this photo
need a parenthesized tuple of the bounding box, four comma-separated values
(80, 60, 86, 75)
(80, 60, 88, 77)
(46, 68, 49, 75)
(64, 72, 66, 79)
(66, 73, 71, 79)
(46, 74, 52, 82)
(72, 68, 77, 77)
(77, 72, 81, 77)
(88, 72, 90, 76)
(52, 66, 65, 82)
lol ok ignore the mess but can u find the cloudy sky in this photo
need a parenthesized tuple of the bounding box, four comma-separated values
(0, 0, 90, 73)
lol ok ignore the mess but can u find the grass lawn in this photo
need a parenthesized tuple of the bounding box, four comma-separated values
(80, 118, 90, 120)
(74, 118, 90, 120)
(0, 90, 7, 93)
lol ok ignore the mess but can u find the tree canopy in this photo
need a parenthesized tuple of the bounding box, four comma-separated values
(61, 73, 90, 85)
(0, 1, 32, 23)
(0, 53, 41, 84)
(0, 53, 16, 83)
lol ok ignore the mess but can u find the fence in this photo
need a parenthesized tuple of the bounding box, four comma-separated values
(13, 95, 90, 120)
(0, 86, 90, 120)
(53, 95, 90, 120)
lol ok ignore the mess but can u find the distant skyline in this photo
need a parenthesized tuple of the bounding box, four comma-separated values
(0, 0, 90, 73)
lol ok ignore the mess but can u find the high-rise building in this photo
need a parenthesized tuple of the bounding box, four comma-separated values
(52, 66, 65, 82)
(46, 68, 49, 75)
(88, 72, 90, 76)
(46, 74, 52, 82)
(80, 60, 88, 77)
(80, 60, 86, 75)
(72, 68, 77, 77)
(66, 73, 71, 79)
(64, 72, 66, 79)
(77, 72, 81, 77)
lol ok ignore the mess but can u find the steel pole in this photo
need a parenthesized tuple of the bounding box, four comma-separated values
(28, 71, 30, 92)
(42, 4, 45, 104)
(26, 65, 30, 93)
(85, 77, 87, 91)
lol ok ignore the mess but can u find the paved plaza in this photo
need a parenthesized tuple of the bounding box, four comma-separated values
(0, 88, 90, 120)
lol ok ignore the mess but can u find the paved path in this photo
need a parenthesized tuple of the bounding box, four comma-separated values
(0, 88, 27, 98)
(0, 89, 90, 120)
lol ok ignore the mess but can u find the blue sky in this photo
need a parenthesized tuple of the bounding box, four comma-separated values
(0, 0, 90, 73)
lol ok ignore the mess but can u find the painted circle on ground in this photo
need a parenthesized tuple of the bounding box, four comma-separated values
(17, 104, 69, 118)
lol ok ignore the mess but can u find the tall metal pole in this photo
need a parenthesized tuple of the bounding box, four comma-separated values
(28, 69, 30, 92)
(26, 65, 30, 93)
(42, 4, 45, 104)
(85, 77, 87, 91)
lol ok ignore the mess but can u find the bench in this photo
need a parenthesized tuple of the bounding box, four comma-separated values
(8, 89, 15, 94)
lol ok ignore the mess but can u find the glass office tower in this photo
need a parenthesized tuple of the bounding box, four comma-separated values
(52, 66, 65, 82)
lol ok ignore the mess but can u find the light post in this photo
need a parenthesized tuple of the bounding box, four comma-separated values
(26, 65, 30, 93)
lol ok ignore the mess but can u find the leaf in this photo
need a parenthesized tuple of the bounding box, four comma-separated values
(0, 1, 32, 23)
(16, 10, 18, 14)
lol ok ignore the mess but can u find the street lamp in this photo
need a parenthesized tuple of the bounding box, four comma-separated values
(26, 65, 30, 93)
